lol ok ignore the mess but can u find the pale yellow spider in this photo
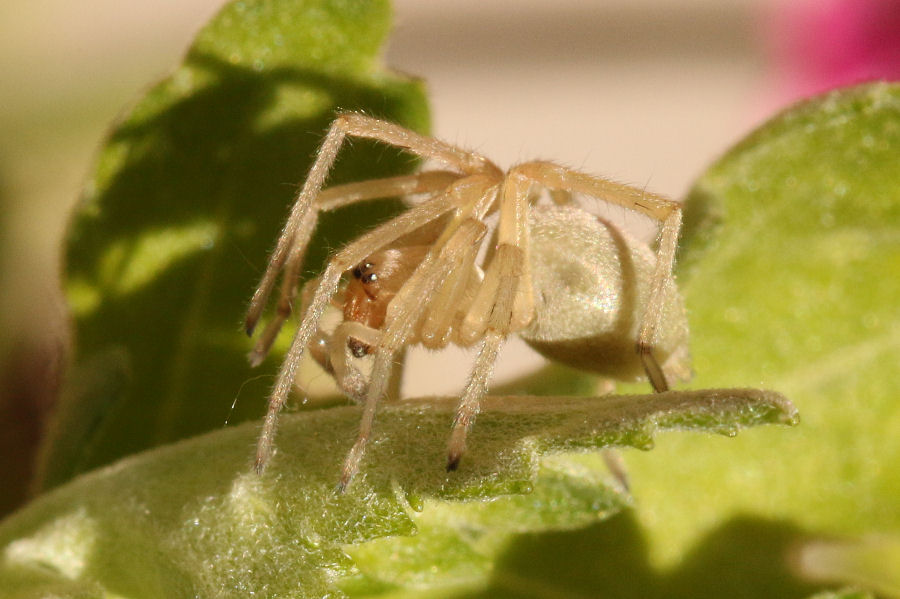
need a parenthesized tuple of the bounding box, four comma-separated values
(246, 113, 692, 490)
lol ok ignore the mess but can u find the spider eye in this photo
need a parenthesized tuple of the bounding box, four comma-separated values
(362, 272, 378, 284)
(352, 261, 376, 281)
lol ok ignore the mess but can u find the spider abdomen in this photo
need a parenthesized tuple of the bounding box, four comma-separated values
(520, 204, 691, 384)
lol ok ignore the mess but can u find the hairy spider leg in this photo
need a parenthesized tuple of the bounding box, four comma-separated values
(417, 176, 503, 348)
(448, 172, 537, 469)
(417, 240, 482, 349)
(506, 161, 683, 392)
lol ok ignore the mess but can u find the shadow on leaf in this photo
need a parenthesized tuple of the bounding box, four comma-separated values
(42, 48, 427, 490)
(464, 513, 825, 599)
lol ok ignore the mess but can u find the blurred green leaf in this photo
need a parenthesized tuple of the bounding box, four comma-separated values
(796, 535, 900, 599)
(806, 591, 876, 599)
(38, 0, 429, 489)
(0, 390, 794, 598)
(619, 82, 900, 595)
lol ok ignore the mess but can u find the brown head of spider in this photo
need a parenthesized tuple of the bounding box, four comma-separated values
(341, 246, 431, 358)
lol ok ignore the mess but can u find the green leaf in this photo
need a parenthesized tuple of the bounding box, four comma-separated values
(796, 535, 900, 599)
(38, 0, 428, 489)
(618, 82, 900, 594)
(0, 390, 794, 598)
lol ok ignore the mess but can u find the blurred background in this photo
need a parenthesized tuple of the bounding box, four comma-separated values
(1, 0, 897, 515)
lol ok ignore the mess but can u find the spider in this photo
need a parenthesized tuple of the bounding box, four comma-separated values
(245, 113, 692, 490)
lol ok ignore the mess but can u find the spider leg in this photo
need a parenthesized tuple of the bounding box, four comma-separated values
(418, 240, 481, 349)
(248, 208, 317, 362)
(247, 171, 462, 365)
(317, 171, 462, 212)
(338, 216, 489, 490)
(459, 172, 535, 343)
(449, 173, 536, 469)
(418, 177, 501, 348)
(254, 194, 455, 473)
(602, 448, 631, 493)
(245, 118, 348, 338)
(331, 113, 502, 176)
(446, 328, 506, 471)
(508, 162, 683, 392)
(636, 208, 681, 392)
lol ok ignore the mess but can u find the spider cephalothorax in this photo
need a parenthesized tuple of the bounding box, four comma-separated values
(246, 113, 690, 489)
(342, 245, 431, 346)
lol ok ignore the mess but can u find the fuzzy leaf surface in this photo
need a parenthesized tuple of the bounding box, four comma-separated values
(0, 390, 794, 598)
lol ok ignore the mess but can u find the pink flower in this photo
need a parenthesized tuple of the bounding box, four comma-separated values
(768, 0, 900, 99)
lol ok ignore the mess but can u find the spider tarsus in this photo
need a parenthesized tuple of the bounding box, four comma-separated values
(446, 453, 462, 472)
(254, 450, 269, 475)
(337, 468, 354, 493)
(244, 318, 258, 337)
(637, 341, 669, 393)
(248, 348, 266, 368)
(447, 422, 468, 472)
(601, 449, 631, 494)
(337, 439, 367, 492)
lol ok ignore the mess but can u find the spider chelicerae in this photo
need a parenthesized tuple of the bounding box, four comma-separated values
(246, 113, 703, 490)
